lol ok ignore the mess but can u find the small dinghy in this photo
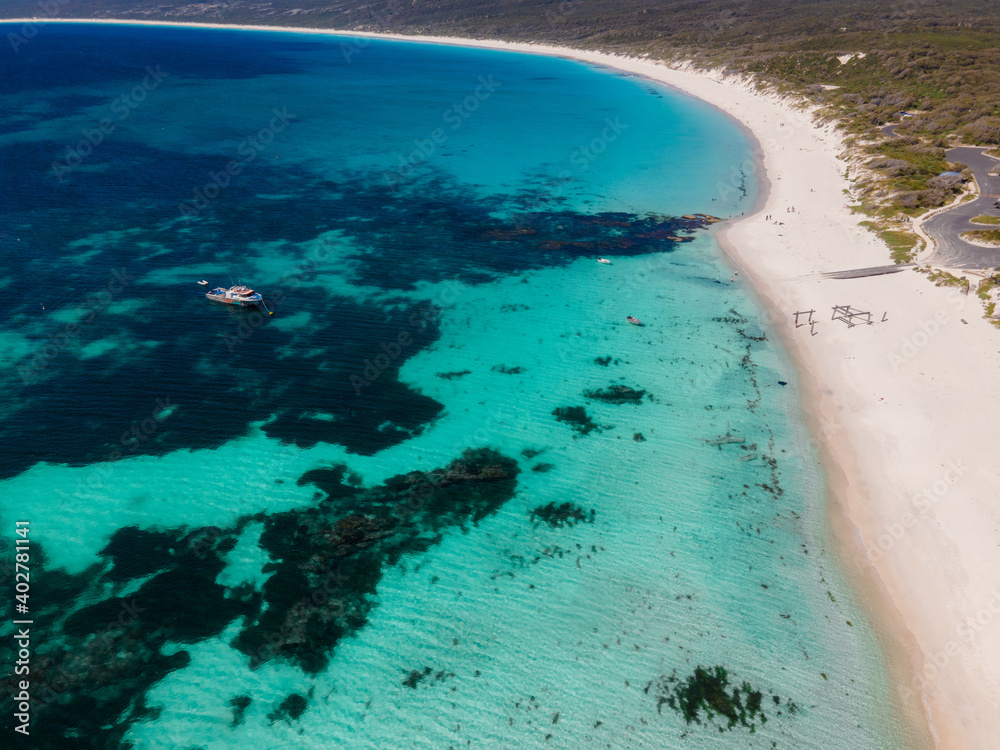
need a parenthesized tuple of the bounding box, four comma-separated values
(197, 280, 209, 286)
(597, 257, 611, 264)
(626, 315, 643, 326)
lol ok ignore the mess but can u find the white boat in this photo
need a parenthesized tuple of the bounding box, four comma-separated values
(206, 284, 264, 307)
(197, 280, 209, 286)
(597, 258, 611, 264)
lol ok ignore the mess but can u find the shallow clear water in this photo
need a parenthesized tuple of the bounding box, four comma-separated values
(0, 23, 905, 748)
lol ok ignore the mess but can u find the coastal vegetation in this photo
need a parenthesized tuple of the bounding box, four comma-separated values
(859, 220, 921, 264)
(961, 229, 1000, 246)
(977, 277, 1000, 325)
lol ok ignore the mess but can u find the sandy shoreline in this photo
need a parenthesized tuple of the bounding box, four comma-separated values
(7, 17, 1000, 749)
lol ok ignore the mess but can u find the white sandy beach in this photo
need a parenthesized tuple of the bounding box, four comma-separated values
(7, 17, 1000, 749)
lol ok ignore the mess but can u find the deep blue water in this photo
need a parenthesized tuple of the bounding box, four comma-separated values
(0, 22, 909, 749)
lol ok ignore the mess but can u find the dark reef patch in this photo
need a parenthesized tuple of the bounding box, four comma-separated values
(531, 462, 555, 473)
(0, 575, 198, 749)
(0, 287, 445, 478)
(530, 502, 595, 528)
(436, 370, 472, 380)
(268, 693, 308, 723)
(296, 464, 363, 502)
(403, 667, 432, 688)
(491, 365, 524, 374)
(0, 154, 716, 479)
(230, 695, 252, 727)
(645, 666, 787, 733)
(100, 526, 197, 583)
(234, 448, 520, 673)
(584, 384, 650, 404)
(403, 667, 456, 689)
(552, 406, 610, 436)
(0, 448, 521, 744)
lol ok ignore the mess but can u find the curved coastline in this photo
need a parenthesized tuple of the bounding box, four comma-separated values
(7, 17, 998, 749)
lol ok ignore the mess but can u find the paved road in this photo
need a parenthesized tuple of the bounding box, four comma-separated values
(880, 123, 901, 138)
(923, 147, 1000, 268)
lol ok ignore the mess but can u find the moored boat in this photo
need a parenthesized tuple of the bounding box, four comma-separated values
(206, 284, 264, 307)
(626, 315, 643, 326)
(597, 257, 611, 264)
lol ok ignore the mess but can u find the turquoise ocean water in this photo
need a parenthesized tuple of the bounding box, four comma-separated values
(0, 23, 908, 748)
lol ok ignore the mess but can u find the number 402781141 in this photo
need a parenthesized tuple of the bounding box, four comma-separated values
(15, 522, 29, 607)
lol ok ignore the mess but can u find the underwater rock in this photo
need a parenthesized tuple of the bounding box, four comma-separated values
(230, 696, 252, 727)
(530, 502, 595, 529)
(436, 370, 472, 380)
(531, 462, 555, 473)
(521, 447, 545, 459)
(0, 525, 263, 748)
(645, 666, 783, 732)
(235, 448, 520, 673)
(99, 526, 182, 583)
(403, 667, 432, 688)
(552, 406, 610, 436)
(584, 384, 649, 404)
(492, 365, 524, 374)
(633, 433, 646, 442)
(403, 667, 455, 689)
(268, 693, 308, 723)
(296, 463, 362, 501)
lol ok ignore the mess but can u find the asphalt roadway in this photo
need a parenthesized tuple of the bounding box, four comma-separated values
(923, 147, 1000, 269)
